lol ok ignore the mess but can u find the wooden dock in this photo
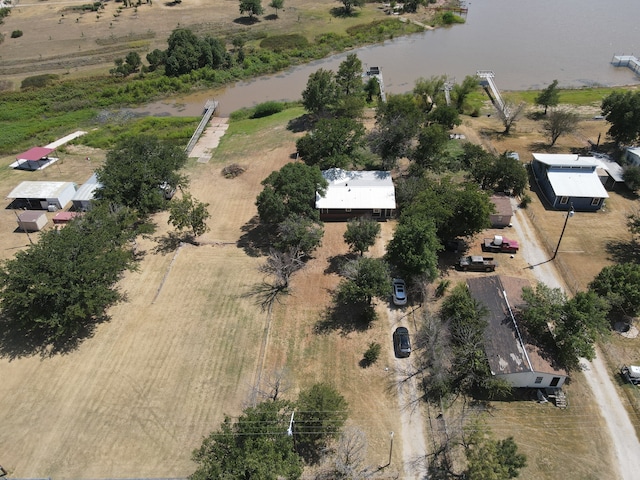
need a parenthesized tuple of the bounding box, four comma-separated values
(185, 99, 218, 155)
(612, 54, 640, 76)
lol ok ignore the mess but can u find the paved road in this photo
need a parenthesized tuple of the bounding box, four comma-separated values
(511, 200, 640, 480)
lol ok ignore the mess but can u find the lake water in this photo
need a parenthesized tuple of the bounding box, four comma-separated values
(137, 0, 640, 116)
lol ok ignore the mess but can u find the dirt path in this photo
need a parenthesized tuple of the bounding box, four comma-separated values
(511, 199, 640, 480)
(386, 305, 428, 478)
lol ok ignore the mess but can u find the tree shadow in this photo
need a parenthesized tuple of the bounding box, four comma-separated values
(233, 16, 261, 25)
(606, 239, 640, 263)
(153, 231, 183, 254)
(0, 311, 105, 359)
(330, 6, 360, 17)
(237, 216, 274, 257)
(287, 114, 314, 133)
(324, 253, 357, 275)
(314, 301, 376, 336)
(612, 182, 639, 201)
(526, 110, 546, 121)
(263, 13, 278, 20)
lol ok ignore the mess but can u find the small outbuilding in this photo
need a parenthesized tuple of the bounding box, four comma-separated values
(466, 275, 567, 390)
(7, 181, 77, 210)
(316, 168, 396, 221)
(72, 173, 101, 211)
(17, 210, 48, 232)
(53, 211, 80, 225)
(489, 194, 513, 228)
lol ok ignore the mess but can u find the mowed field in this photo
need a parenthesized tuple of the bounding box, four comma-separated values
(0, 100, 639, 479)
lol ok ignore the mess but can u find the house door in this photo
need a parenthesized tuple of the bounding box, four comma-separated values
(550, 377, 561, 387)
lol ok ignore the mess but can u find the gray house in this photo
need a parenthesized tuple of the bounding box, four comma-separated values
(466, 275, 567, 389)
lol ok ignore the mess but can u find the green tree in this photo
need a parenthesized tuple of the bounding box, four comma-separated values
(543, 108, 579, 146)
(269, 0, 283, 16)
(296, 117, 365, 169)
(364, 75, 380, 102)
(469, 152, 527, 195)
(601, 90, 640, 145)
(337, 257, 391, 305)
(339, 0, 364, 14)
(96, 136, 187, 215)
(146, 48, 166, 71)
(409, 179, 493, 241)
(465, 425, 527, 480)
(368, 93, 423, 168)
(535, 79, 560, 114)
(411, 123, 449, 171)
(623, 165, 640, 192)
(256, 163, 328, 224)
(343, 217, 381, 256)
(301, 69, 338, 117)
(413, 75, 447, 114)
(452, 75, 479, 113)
(168, 192, 211, 241)
(386, 215, 441, 279)
(335, 54, 363, 98)
(589, 263, 640, 317)
(0, 205, 139, 348)
(426, 104, 461, 129)
(191, 400, 302, 480)
(164, 28, 203, 76)
(275, 214, 324, 257)
(239, 0, 264, 17)
(295, 383, 349, 462)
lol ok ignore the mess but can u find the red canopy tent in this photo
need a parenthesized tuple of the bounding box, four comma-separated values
(13, 147, 55, 170)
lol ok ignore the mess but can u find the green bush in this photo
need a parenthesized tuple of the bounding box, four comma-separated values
(519, 193, 532, 208)
(252, 101, 284, 118)
(21, 74, 60, 90)
(363, 342, 381, 366)
(11, 30, 23, 38)
(260, 34, 309, 52)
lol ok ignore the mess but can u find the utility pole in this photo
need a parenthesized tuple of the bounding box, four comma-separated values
(552, 203, 574, 260)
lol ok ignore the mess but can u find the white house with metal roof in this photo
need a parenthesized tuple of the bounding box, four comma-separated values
(315, 168, 396, 221)
(6, 181, 77, 210)
(531, 154, 609, 211)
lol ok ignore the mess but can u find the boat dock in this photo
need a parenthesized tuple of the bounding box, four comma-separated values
(365, 66, 387, 103)
(612, 54, 640, 76)
(477, 70, 510, 119)
(185, 99, 218, 155)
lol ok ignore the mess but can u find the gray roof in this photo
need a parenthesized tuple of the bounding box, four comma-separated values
(7, 181, 76, 199)
(72, 173, 102, 202)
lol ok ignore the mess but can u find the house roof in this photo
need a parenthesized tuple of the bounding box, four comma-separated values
(490, 194, 513, 217)
(315, 168, 396, 210)
(547, 170, 609, 198)
(466, 276, 566, 378)
(73, 173, 102, 202)
(7, 181, 76, 199)
(593, 154, 624, 182)
(18, 210, 47, 222)
(532, 153, 598, 167)
(16, 147, 54, 161)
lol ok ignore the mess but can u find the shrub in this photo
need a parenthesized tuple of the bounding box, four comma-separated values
(21, 74, 60, 90)
(435, 279, 450, 298)
(222, 163, 246, 178)
(362, 342, 381, 366)
(519, 193, 532, 208)
(11, 30, 23, 38)
(252, 101, 284, 118)
(260, 34, 309, 52)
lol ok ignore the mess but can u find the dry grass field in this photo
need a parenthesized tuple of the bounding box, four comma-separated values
(0, 95, 639, 479)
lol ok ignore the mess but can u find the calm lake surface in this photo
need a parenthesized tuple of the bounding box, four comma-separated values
(138, 0, 640, 116)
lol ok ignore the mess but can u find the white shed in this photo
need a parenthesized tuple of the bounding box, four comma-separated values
(17, 210, 48, 232)
(72, 173, 101, 211)
(7, 181, 77, 210)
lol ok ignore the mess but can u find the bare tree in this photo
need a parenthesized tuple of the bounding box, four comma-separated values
(248, 248, 305, 311)
(496, 101, 526, 134)
(254, 367, 292, 401)
(543, 108, 579, 146)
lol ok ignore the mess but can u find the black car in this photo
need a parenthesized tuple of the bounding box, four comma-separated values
(393, 327, 411, 358)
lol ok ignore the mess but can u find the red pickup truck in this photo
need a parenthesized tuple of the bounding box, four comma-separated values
(482, 235, 519, 254)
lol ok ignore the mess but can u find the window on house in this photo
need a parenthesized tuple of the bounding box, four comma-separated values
(372, 209, 381, 217)
(550, 377, 561, 387)
(591, 198, 600, 206)
(559, 196, 569, 205)
(345, 208, 351, 212)
(535, 377, 543, 384)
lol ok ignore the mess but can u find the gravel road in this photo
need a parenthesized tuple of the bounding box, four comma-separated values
(511, 200, 640, 480)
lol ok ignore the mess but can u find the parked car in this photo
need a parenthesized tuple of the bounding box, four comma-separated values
(482, 235, 519, 254)
(392, 278, 407, 306)
(393, 327, 411, 358)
